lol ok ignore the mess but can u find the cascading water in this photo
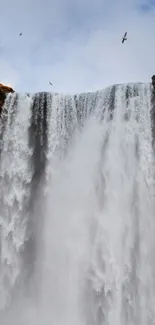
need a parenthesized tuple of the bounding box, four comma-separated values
(0, 83, 154, 325)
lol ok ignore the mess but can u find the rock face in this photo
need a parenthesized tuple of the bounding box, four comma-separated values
(152, 75, 155, 89)
(0, 83, 15, 113)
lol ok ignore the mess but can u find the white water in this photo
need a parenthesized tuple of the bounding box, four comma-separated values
(0, 84, 155, 325)
(0, 94, 33, 310)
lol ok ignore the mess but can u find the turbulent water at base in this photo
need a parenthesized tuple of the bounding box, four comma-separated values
(0, 83, 155, 325)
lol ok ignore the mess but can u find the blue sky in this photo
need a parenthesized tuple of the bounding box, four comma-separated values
(0, 0, 155, 93)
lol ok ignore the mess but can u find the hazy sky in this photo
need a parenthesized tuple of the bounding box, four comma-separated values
(0, 0, 155, 94)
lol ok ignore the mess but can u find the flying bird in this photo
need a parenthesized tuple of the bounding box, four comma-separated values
(122, 32, 127, 43)
(19, 32, 22, 36)
(49, 81, 53, 86)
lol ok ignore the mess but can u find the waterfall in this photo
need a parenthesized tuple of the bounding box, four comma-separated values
(0, 83, 154, 325)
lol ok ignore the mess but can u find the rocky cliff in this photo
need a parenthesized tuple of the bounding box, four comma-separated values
(0, 83, 15, 113)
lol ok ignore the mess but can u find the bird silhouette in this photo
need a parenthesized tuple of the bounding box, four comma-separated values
(122, 32, 127, 43)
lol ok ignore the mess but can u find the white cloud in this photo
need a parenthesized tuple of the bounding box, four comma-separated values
(0, 0, 155, 93)
(0, 59, 20, 88)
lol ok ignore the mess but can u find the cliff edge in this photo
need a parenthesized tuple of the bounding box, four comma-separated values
(0, 83, 15, 113)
